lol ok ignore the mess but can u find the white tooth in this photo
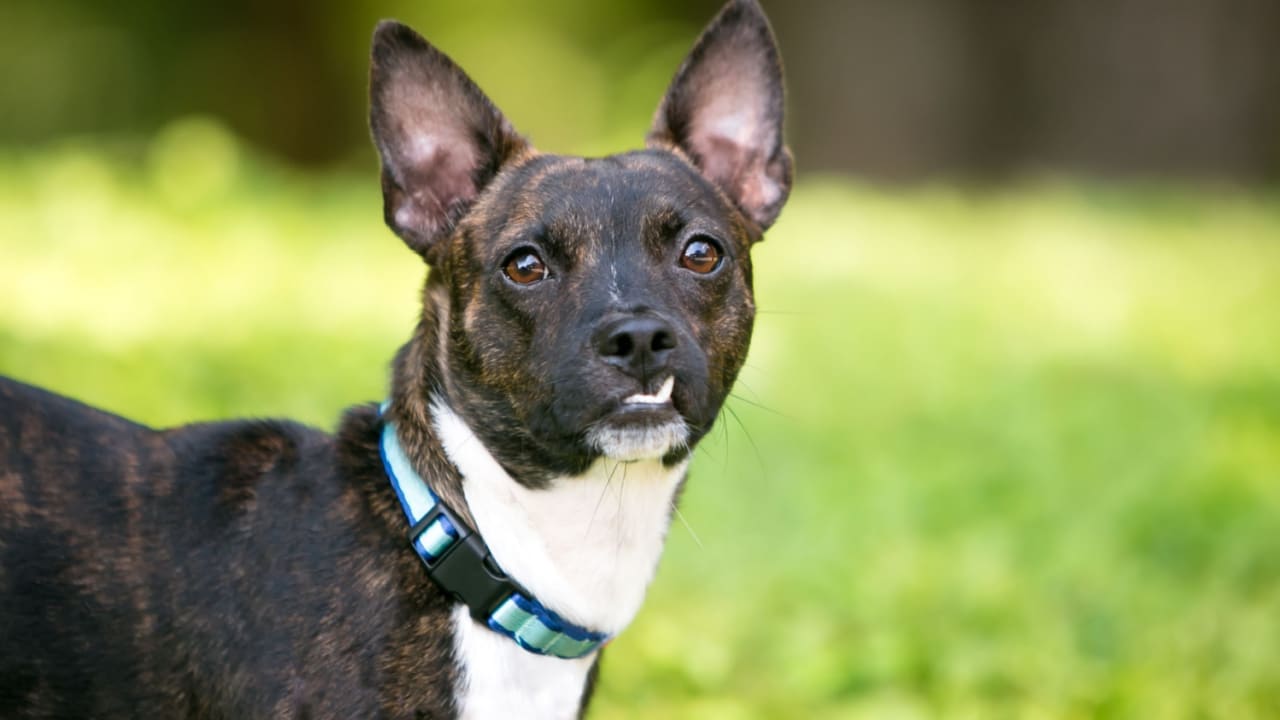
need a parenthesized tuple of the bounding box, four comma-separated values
(623, 376, 675, 405)
(655, 376, 674, 403)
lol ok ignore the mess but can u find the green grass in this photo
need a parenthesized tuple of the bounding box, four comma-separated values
(3, 136, 1280, 718)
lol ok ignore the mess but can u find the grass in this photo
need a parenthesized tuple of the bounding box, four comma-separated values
(2, 134, 1279, 718)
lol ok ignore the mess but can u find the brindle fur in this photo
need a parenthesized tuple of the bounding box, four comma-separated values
(0, 381, 461, 717)
(0, 1, 790, 717)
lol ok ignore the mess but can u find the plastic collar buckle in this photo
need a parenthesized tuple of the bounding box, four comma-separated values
(410, 503, 520, 622)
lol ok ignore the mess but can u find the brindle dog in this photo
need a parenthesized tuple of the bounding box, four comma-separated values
(0, 1, 792, 717)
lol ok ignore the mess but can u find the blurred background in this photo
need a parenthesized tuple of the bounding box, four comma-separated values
(2, 0, 1279, 718)
(4, 0, 1280, 179)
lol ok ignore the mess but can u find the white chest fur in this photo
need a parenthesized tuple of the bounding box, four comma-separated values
(432, 402, 687, 719)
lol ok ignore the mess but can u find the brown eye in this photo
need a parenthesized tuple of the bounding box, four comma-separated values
(680, 237, 722, 274)
(503, 250, 548, 285)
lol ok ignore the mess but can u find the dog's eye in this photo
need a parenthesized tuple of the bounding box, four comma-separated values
(679, 236, 722, 274)
(503, 250, 548, 285)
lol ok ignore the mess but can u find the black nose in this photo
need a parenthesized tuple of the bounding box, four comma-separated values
(594, 316, 678, 380)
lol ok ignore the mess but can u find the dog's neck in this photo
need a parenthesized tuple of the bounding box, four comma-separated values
(429, 398, 686, 635)
(387, 389, 687, 719)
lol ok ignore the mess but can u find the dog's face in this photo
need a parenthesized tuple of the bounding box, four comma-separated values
(370, 0, 791, 483)
(444, 152, 757, 474)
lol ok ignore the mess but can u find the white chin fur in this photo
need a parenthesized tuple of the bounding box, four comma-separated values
(587, 420, 689, 461)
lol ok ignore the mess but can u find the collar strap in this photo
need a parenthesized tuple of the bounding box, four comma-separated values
(378, 409, 609, 659)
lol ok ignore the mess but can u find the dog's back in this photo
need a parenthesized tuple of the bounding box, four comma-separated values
(0, 378, 457, 717)
(1, 377, 175, 714)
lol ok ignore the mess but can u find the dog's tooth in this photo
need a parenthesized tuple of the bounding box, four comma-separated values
(623, 377, 674, 405)
(655, 376, 674, 403)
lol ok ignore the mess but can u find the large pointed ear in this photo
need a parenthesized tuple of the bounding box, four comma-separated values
(370, 21, 528, 262)
(648, 0, 793, 232)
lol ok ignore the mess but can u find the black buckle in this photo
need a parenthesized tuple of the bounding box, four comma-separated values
(409, 503, 521, 622)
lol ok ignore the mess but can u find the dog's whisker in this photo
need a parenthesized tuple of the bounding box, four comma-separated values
(614, 464, 628, 562)
(727, 392, 789, 420)
(723, 402, 767, 481)
(753, 308, 809, 316)
(737, 362, 774, 379)
(585, 458, 621, 538)
(713, 408, 733, 475)
(731, 377, 762, 401)
(671, 503, 703, 550)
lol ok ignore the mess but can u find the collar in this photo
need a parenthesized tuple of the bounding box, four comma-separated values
(378, 408, 609, 659)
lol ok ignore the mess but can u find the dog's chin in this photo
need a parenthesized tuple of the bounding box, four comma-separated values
(586, 411, 689, 463)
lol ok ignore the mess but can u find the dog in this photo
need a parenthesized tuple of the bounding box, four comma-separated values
(0, 1, 791, 717)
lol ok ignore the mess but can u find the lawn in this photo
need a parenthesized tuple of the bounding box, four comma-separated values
(2, 133, 1279, 718)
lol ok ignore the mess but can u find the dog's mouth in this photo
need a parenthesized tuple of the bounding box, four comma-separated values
(586, 376, 688, 461)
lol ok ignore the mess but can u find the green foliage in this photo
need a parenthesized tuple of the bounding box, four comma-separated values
(3, 137, 1279, 718)
(0, 0, 709, 164)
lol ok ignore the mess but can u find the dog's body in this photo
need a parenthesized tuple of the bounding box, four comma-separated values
(0, 2, 791, 717)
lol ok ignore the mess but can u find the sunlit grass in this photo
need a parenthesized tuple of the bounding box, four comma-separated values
(2, 132, 1279, 718)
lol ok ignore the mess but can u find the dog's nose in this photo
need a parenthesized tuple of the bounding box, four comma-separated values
(594, 316, 678, 380)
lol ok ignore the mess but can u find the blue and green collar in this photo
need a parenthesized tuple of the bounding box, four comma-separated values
(378, 408, 609, 660)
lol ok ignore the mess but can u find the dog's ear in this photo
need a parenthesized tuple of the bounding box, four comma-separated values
(648, 0, 792, 232)
(370, 21, 528, 262)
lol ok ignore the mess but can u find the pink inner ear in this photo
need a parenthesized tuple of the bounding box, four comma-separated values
(371, 22, 529, 256)
(380, 65, 492, 239)
(690, 134, 783, 226)
(393, 129, 482, 236)
(681, 60, 784, 223)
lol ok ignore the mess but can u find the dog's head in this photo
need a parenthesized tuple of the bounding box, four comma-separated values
(371, 0, 791, 483)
